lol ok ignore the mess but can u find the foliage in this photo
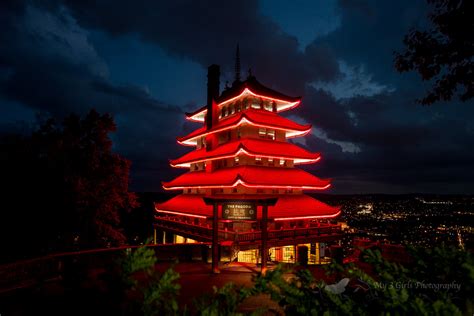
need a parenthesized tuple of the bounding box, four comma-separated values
(394, 0, 474, 105)
(194, 282, 257, 316)
(0, 109, 138, 262)
(119, 243, 181, 316)
(59, 244, 473, 315)
(253, 246, 473, 315)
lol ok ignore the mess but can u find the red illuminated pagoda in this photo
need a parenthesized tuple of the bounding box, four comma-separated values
(155, 61, 342, 269)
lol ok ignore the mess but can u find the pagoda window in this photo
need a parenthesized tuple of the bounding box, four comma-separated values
(267, 129, 275, 140)
(272, 101, 277, 112)
(218, 108, 223, 119)
(268, 158, 274, 166)
(258, 127, 266, 138)
(243, 98, 249, 109)
(255, 157, 262, 165)
(251, 98, 260, 109)
(279, 159, 286, 166)
(230, 104, 235, 114)
(222, 159, 227, 167)
(234, 156, 240, 165)
(237, 127, 241, 139)
(236, 101, 241, 112)
(232, 188, 238, 193)
(264, 100, 272, 111)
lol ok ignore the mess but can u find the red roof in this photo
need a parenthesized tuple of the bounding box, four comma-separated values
(186, 76, 301, 121)
(178, 109, 311, 145)
(162, 165, 331, 190)
(155, 194, 340, 220)
(171, 138, 321, 167)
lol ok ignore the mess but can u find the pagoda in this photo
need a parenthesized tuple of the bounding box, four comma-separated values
(155, 61, 342, 266)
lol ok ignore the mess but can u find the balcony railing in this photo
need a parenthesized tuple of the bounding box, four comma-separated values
(154, 216, 342, 244)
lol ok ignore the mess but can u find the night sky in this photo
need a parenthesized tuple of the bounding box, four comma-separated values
(1, 0, 473, 194)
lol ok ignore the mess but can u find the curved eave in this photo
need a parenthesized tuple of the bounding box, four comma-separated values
(154, 194, 341, 220)
(178, 114, 311, 146)
(162, 167, 331, 191)
(170, 142, 321, 168)
(186, 88, 301, 122)
(163, 178, 331, 191)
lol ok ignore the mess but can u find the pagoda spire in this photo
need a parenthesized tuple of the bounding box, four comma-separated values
(234, 44, 241, 83)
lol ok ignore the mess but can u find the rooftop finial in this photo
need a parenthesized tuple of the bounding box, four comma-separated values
(235, 44, 241, 83)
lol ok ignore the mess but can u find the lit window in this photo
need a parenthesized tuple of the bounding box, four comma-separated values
(264, 101, 272, 111)
(267, 129, 275, 140)
(279, 159, 285, 166)
(268, 158, 274, 165)
(234, 156, 239, 165)
(251, 98, 261, 109)
(258, 128, 266, 137)
(230, 104, 235, 114)
(255, 157, 262, 165)
(244, 101, 249, 109)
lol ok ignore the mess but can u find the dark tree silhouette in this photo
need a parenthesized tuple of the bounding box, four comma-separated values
(394, 0, 474, 105)
(0, 110, 138, 262)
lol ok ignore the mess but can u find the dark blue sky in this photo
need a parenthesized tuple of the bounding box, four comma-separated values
(1, 0, 473, 194)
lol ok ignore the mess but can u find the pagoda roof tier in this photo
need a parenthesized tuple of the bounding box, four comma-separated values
(155, 194, 340, 220)
(186, 76, 301, 122)
(171, 138, 321, 168)
(162, 166, 331, 190)
(178, 109, 311, 146)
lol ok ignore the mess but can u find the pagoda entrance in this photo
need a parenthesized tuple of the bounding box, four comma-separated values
(204, 197, 277, 274)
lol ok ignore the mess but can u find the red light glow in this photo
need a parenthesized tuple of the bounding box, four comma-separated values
(155, 209, 207, 219)
(170, 147, 321, 168)
(178, 117, 311, 146)
(187, 88, 301, 122)
(273, 210, 342, 221)
(162, 178, 331, 191)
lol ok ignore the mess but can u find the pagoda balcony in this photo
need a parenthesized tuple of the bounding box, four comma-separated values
(153, 214, 343, 248)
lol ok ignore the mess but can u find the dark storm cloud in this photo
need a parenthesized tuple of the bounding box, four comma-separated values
(48, 0, 341, 94)
(0, 2, 186, 190)
(1, 0, 473, 193)
(291, 0, 474, 192)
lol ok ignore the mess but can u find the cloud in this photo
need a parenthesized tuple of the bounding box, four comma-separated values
(0, 0, 473, 193)
(0, 3, 186, 190)
(50, 0, 341, 94)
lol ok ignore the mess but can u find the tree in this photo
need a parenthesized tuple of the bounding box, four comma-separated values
(0, 110, 138, 262)
(394, 0, 474, 105)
